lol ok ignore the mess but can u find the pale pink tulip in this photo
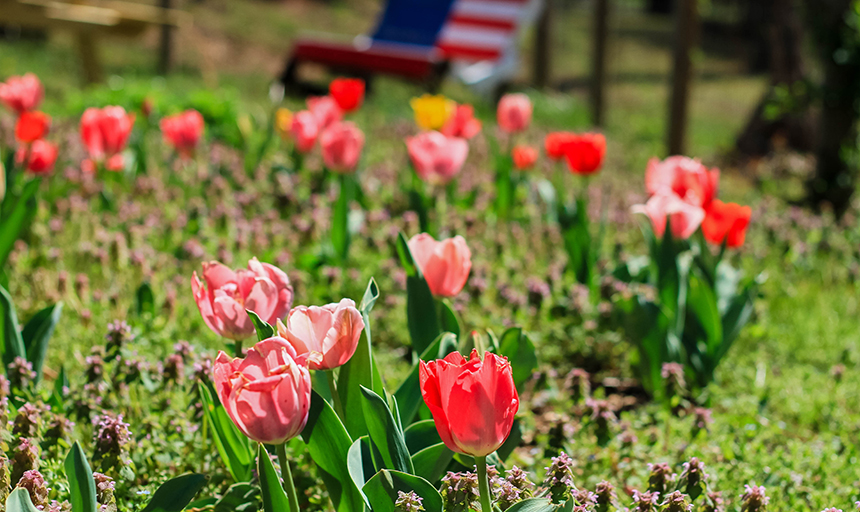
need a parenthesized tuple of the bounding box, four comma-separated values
(406, 131, 469, 185)
(278, 298, 365, 370)
(632, 192, 705, 240)
(320, 121, 364, 173)
(645, 156, 720, 208)
(307, 95, 343, 130)
(497, 93, 532, 133)
(290, 110, 319, 153)
(408, 233, 472, 297)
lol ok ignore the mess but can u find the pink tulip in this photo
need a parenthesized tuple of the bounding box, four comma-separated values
(213, 336, 311, 444)
(277, 298, 365, 370)
(16, 139, 58, 175)
(645, 156, 720, 208)
(80, 106, 135, 168)
(408, 233, 472, 297)
(497, 93, 532, 133)
(406, 131, 469, 185)
(290, 110, 319, 153)
(632, 192, 705, 240)
(191, 258, 294, 341)
(307, 95, 343, 130)
(320, 121, 364, 173)
(160, 109, 204, 158)
(0, 73, 43, 114)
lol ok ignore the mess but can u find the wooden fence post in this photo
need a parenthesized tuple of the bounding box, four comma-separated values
(158, 0, 174, 75)
(590, 0, 609, 126)
(667, 0, 698, 155)
(533, 0, 552, 88)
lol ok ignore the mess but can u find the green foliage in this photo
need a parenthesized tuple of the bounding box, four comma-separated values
(64, 442, 98, 512)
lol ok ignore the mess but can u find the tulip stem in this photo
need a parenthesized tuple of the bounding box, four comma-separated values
(327, 370, 345, 419)
(475, 455, 493, 512)
(234, 340, 243, 358)
(277, 443, 301, 512)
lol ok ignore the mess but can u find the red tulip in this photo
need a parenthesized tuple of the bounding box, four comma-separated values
(329, 78, 365, 113)
(702, 199, 752, 248)
(544, 131, 576, 161)
(160, 109, 204, 158)
(408, 233, 472, 297)
(290, 110, 319, 153)
(277, 298, 365, 370)
(80, 106, 135, 169)
(441, 104, 482, 139)
(512, 145, 538, 171)
(632, 192, 705, 240)
(307, 95, 343, 130)
(564, 133, 606, 176)
(406, 131, 469, 185)
(16, 139, 58, 175)
(645, 156, 719, 208)
(15, 111, 50, 143)
(497, 93, 532, 133)
(419, 349, 519, 457)
(213, 336, 311, 444)
(320, 121, 364, 173)
(0, 73, 43, 114)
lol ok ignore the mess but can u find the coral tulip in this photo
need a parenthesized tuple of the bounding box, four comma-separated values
(702, 199, 752, 248)
(15, 111, 50, 143)
(16, 139, 58, 175)
(645, 156, 719, 208)
(329, 78, 365, 113)
(290, 110, 319, 153)
(0, 73, 43, 114)
(191, 258, 294, 341)
(80, 106, 135, 169)
(419, 349, 519, 457)
(564, 133, 606, 176)
(544, 131, 576, 161)
(411, 94, 456, 131)
(277, 298, 365, 370)
(441, 104, 482, 139)
(408, 233, 472, 297)
(160, 109, 204, 158)
(512, 145, 538, 170)
(320, 121, 364, 173)
(406, 131, 469, 185)
(213, 336, 311, 444)
(632, 192, 705, 240)
(497, 93, 532, 133)
(307, 95, 342, 130)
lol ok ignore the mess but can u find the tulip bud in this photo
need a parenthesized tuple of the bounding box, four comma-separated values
(279, 298, 364, 370)
(407, 233, 472, 298)
(406, 131, 468, 186)
(320, 121, 364, 173)
(496, 93, 532, 133)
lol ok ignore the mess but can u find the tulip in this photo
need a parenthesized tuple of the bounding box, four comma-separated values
(408, 233, 472, 297)
(441, 104, 482, 139)
(191, 258, 294, 342)
(160, 109, 204, 158)
(329, 78, 365, 113)
(410, 94, 456, 131)
(80, 106, 135, 170)
(645, 156, 719, 208)
(16, 140, 58, 175)
(564, 133, 606, 176)
(213, 336, 311, 444)
(307, 95, 342, 130)
(320, 121, 364, 173)
(406, 131, 469, 186)
(419, 348, 519, 457)
(497, 93, 532, 133)
(632, 192, 705, 240)
(15, 111, 50, 143)
(701, 199, 752, 248)
(512, 145, 538, 170)
(0, 162, 5, 203)
(274, 108, 293, 140)
(0, 73, 43, 114)
(277, 298, 365, 370)
(544, 131, 576, 161)
(290, 110, 319, 153)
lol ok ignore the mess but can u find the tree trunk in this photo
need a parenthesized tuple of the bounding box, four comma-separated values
(533, 0, 552, 89)
(647, 0, 673, 15)
(590, 0, 609, 127)
(667, 0, 698, 155)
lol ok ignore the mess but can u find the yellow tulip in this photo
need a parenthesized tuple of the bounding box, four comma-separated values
(275, 108, 293, 140)
(410, 94, 456, 131)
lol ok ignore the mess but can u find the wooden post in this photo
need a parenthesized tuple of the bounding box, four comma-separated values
(667, 0, 698, 155)
(533, 0, 552, 88)
(590, 0, 609, 127)
(158, 0, 174, 75)
(76, 32, 103, 85)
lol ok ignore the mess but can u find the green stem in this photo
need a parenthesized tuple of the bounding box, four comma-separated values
(276, 443, 301, 512)
(234, 340, 243, 358)
(327, 370, 345, 419)
(475, 456, 493, 512)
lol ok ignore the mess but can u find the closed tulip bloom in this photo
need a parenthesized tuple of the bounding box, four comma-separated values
(290, 110, 319, 153)
(307, 95, 343, 130)
(278, 298, 365, 370)
(0, 73, 43, 114)
(406, 131, 469, 185)
(702, 200, 752, 248)
(191, 258, 294, 341)
(645, 156, 719, 208)
(320, 121, 364, 173)
(497, 93, 532, 133)
(441, 104, 482, 139)
(15, 111, 50, 143)
(408, 233, 472, 297)
(16, 139, 58, 175)
(544, 131, 576, 161)
(274, 108, 293, 140)
(80, 106, 135, 168)
(419, 349, 519, 457)
(512, 145, 538, 170)
(160, 109, 204, 158)
(213, 336, 311, 444)
(411, 94, 456, 131)
(564, 133, 606, 176)
(632, 192, 705, 240)
(329, 78, 365, 113)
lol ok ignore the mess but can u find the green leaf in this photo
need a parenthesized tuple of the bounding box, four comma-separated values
(559, 195, 593, 286)
(0, 283, 25, 370)
(395, 232, 440, 357)
(504, 498, 558, 512)
(5, 488, 41, 512)
(302, 391, 364, 512)
(686, 271, 722, 355)
(136, 282, 155, 316)
(438, 299, 461, 339)
(0, 177, 39, 269)
(360, 386, 414, 474)
(410, 442, 453, 483)
(362, 470, 444, 512)
(141, 473, 208, 512)
(64, 442, 98, 512)
(21, 302, 62, 382)
(497, 328, 538, 392)
(213, 482, 260, 512)
(346, 437, 373, 509)
(403, 420, 441, 454)
(257, 445, 291, 512)
(246, 309, 275, 341)
(200, 383, 254, 482)
(394, 332, 458, 426)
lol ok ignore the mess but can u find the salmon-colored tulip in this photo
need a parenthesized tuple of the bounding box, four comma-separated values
(80, 106, 135, 169)
(160, 109, 204, 158)
(191, 258, 294, 341)
(702, 200, 752, 248)
(632, 192, 705, 240)
(213, 336, 311, 444)
(512, 145, 538, 170)
(408, 233, 472, 297)
(290, 110, 319, 153)
(645, 156, 719, 208)
(16, 139, 58, 175)
(277, 298, 365, 370)
(307, 95, 342, 130)
(497, 93, 532, 133)
(0, 73, 43, 114)
(320, 121, 364, 173)
(419, 349, 519, 457)
(564, 133, 606, 176)
(329, 78, 365, 113)
(406, 131, 469, 185)
(441, 104, 482, 140)
(15, 111, 50, 143)
(544, 131, 576, 161)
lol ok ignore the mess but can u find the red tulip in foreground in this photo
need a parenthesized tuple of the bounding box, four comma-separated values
(420, 349, 519, 456)
(160, 109, 204, 158)
(406, 131, 469, 185)
(320, 121, 365, 173)
(702, 199, 752, 248)
(290, 110, 319, 153)
(329, 78, 365, 113)
(408, 233, 472, 297)
(646, 156, 719, 208)
(15, 111, 50, 143)
(0, 73, 43, 114)
(191, 258, 294, 341)
(277, 298, 365, 370)
(512, 145, 538, 170)
(441, 104, 482, 139)
(16, 139, 58, 175)
(213, 336, 311, 444)
(564, 133, 606, 176)
(632, 192, 705, 240)
(307, 95, 342, 130)
(497, 93, 532, 134)
(544, 131, 576, 161)
(80, 106, 135, 171)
